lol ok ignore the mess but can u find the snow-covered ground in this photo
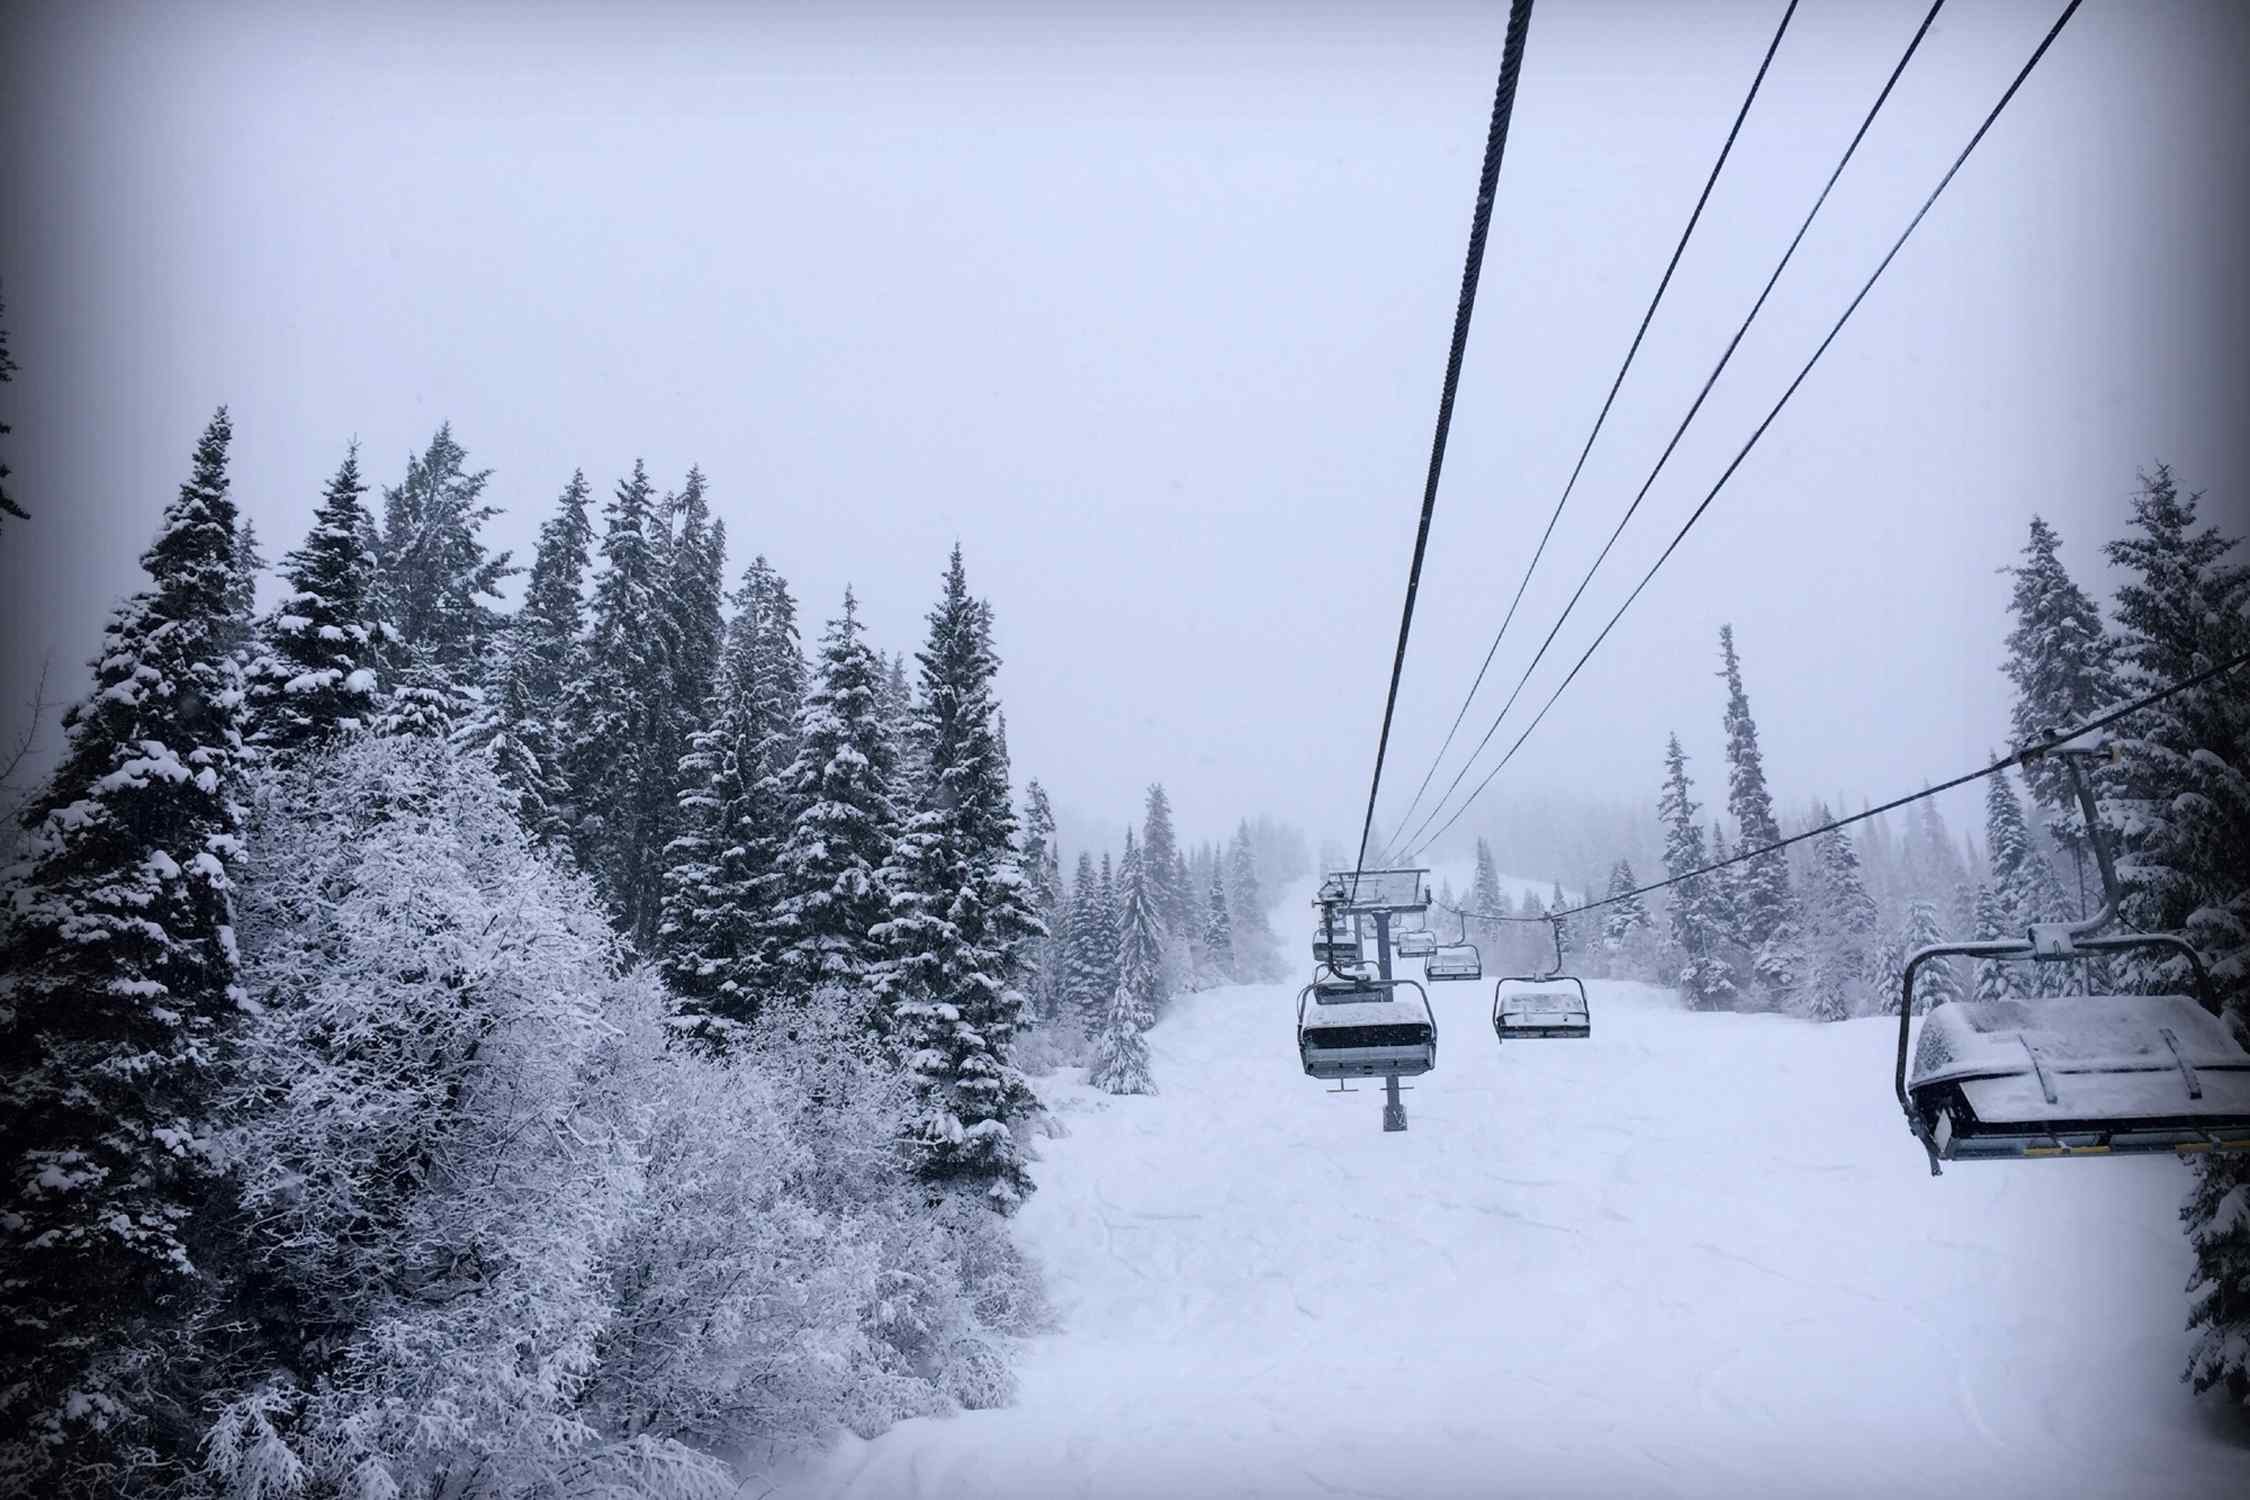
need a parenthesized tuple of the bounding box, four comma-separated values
(774, 926, 2250, 1498)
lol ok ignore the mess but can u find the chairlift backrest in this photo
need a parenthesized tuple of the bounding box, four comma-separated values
(1894, 745, 2250, 1172)
(1426, 943, 1483, 982)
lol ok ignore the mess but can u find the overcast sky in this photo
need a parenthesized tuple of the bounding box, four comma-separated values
(3, 0, 2244, 866)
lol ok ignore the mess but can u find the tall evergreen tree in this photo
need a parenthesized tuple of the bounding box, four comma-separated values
(222, 518, 265, 663)
(1659, 733, 1735, 1010)
(1469, 836, 1505, 954)
(1970, 880, 2015, 1003)
(1226, 822, 1278, 981)
(660, 558, 807, 1042)
(0, 410, 252, 1492)
(1020, 779, 1064, 1024)
(1204, 866, 1235, 981)
(879, 650, 925, 808)
(1091, 828, 1159, 1095)
(1804, 811, 1878, 1021)
(1599, 859, 1654, 969)
(875, 548, 1040, 1210)
(244, 444, 381, 750)
(1900, 897, 1958, 1012)
(475, 470, 593, 841)
(1141, 783, 1187, 996)
(1097, 850, 1120, 1005)
(1064, 850, 1111, 1029)
(2001, 515, 2122, 846)
(655, 468, 728, 862)
(2100, 465, 2250, 1402)
(1547, 880, 1572, 963)
(1983, 765, 2073, 994)
(774, 587, 899, 1008)
(563, 461, 674, 939)
(1717, 625, 1803, 1005)
(372, 422, 511, 681)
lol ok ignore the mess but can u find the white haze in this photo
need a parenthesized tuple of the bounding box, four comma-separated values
(1, 0, 2244, 863)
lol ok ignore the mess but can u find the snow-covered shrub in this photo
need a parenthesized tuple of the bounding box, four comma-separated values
(206, 737, 1042, 1494)
(215, 732, 684, 1497)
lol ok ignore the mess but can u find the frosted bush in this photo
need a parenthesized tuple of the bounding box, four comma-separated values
(202, 737, 1040, 1496)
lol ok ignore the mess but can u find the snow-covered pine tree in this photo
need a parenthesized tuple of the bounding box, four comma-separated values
(1205, 866, 1235, 981)
(1020, 779, 1064, 1024)
(1949, 876, 1980, 948)
(1969, 880, 2014, 1002)
(1599, 860, 1654, 979)
(372, 422, 511, 686)
(1705, 822, 1753, 985)
(1175, 845, 1204, 989)
(1804, 810, 1878, 1021)
(1141, 783, 1187, 999)
(650, 468, 728, 913)
(775, 587, 900, 1013)
(1900, 897, 1958, 1012)
(1658, 732, 1736, 1010)
(563, 461, 673, 940)
(1907, 796, 1966, 902)
(1717, 625, 1804, 1008)
(0, 409, 252, 1494)
(1096, 850, 1120, 1005)
(1872, 933, 1908, 1017)
(1983, 764, 2077, 996)
(879, 650, 926, 809)
(1064, 850, 1109, 1028)
(1091, 828, 1159, 1094)
(244, 443, 381, 750)
(369, 649, 461, 739)
(662, 563, 776, 1040)
(1226, 823, 1277, 981)
(2097, 464, 2250, 1403)
(2002, 515, 2122, 848)
(663, 556, 807, 1043)
(222, 517, 265, 664)
(470, 470, 592, 841)
(1548, 879, 1572, 963)
(874, 547, 1041, 1211)
(1469, 836, 1505, 954)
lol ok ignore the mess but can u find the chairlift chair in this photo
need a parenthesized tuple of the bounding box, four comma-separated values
(1310, 906, 1359, 969)
(1493, 976, 1591, 1041)
(1397, 927, 1438, 959)
(1490, 916, 1591, 1042)
(1896, 740, 2250, 1174)
(1424, 908, 1483, 982)
(1297, 975, 1438, 1080)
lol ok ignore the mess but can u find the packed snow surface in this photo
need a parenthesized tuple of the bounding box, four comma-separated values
(774, 938, 2250, 1499)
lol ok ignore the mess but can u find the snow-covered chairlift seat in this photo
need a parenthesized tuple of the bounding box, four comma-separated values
(1397, 928, 1437, 958)
(1492, 977, 1590, 1041)
(1311, 936, 1360, 967)
(1425, 944, 1482, 983)
(1904, 994, 2250, 1162)
(1297, 978, 1437, 1080)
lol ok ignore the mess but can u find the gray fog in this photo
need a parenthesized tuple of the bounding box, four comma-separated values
(3, 0, 2244, 862)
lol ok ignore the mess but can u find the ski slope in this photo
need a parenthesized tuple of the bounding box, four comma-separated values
(774, 957, 2250, 1497)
